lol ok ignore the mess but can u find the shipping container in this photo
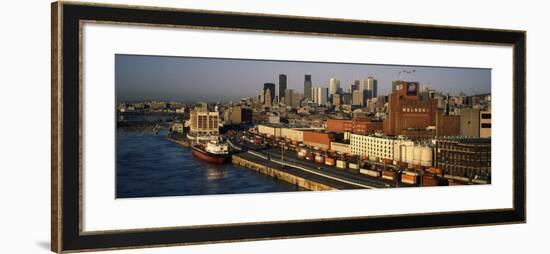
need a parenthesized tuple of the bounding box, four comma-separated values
(336, 160, 347, 169)
(315, 155, 325, 164)
(382, 170, 396, 181)
(348, 163, 359, 170)
(402, 170, 419, 176)
(422, 175, 440, 186)
(396, 161, 408, 168)
(401, 174, 417, 185)
(360, 168, 381, 178)
(426, 167, 442, 176)
(325, 157, 335, 166)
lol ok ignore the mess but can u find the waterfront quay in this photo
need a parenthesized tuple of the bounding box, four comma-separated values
(227, 137, 415, 191)
(232, 154, 339, 191)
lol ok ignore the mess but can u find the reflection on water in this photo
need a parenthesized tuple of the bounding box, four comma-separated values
(116, 130, 303, 198)
(205, 167, 227, 182)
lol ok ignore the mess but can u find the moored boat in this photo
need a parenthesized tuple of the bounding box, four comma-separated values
(192, 140, 230, 164)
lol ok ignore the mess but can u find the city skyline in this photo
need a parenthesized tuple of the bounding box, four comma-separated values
(116, 54, 491, 103)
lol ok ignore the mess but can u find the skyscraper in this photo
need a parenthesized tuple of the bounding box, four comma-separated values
(284, 89, 302, 108)
(366, 76, 378, 99)
(329, 78, 340, 99)
(351, 83, 359, 93)
(359, 76, 378, 101)
(352, 90, 364, 106)
(342, 93, 352, 105)
(263, 82, 275, 104)
(312, 86, 328, 106)
(264, 88, 272, 107)
(284, 89, 293, 106)
(278, 74, 287, 103)
(304, 75, 312, 100)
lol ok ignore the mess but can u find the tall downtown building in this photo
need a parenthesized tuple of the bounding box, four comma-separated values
(366, 76, 378, 98)
(278, 74, 287, 103)
(329, 78, 340, 99)
(312, 86, 328, 106)
(284, 89, 302, 108)
(304, 74, 312, 100)
(351, 80, 360, 93)
(360, 76, 378, 99)
(263, 83, 275, 105)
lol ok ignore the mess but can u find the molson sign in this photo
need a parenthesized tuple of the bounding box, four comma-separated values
(406, 82, 419, 96)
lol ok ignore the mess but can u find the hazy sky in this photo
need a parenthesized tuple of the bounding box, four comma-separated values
(115, 54, 491, 103)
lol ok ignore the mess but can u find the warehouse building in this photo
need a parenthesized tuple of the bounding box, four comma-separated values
(350, 133, 412, 162)
(434, 138, 491, 178)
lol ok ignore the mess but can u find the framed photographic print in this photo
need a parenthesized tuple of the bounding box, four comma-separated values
(51, 1, 526, 252)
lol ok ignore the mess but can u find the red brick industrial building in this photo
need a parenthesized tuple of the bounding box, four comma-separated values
(302, 131, 335, 150)
(383, 81, 438, 136)
(436, 113, 461, 136)
(326, 118, 383, 134)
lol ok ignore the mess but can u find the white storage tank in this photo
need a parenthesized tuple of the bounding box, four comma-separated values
(419, 146, 433, 167)
(412, 146, 421, 165)
(405, 146, 414, 165)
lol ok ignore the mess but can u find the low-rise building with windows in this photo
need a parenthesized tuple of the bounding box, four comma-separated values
(350, 133, 412, 162)
(434, 138, 491, 178)
(189, 109, 219, 136)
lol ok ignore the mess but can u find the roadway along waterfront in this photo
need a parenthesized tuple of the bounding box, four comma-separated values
(262, 148, 413, 188)
(228, 136, 418, 190)
(235, 152, 364, 190)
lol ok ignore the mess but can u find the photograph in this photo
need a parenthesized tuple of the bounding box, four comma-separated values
(115, 55, 492, 198)
(44, 1, 529, 252)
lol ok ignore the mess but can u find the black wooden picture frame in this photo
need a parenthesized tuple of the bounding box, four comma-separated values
(51, 1, 526, 252)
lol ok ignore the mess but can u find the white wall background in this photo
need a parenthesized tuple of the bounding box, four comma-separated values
(0, 0, 545, 253)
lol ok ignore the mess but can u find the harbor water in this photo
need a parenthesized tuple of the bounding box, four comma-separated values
(116, 129, 303, 198)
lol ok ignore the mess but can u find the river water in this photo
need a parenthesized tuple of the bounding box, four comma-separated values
(116, 129, 303, 198)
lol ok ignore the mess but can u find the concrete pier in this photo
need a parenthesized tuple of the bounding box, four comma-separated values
(167, 137, 191, 148)
(232, 155, 337, 191)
